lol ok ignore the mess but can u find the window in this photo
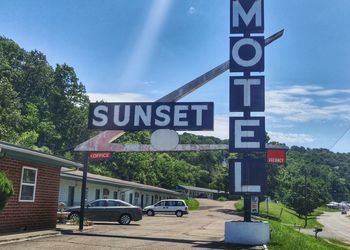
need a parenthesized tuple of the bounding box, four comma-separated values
(165, 201, 176, 206)
(89, 200, 107, 207)
(113, 191, 118, 199)
(176, 201, 184, 206)
(108, 200, 129, 207)
(103, 188, 109, 199)
(156, 201, 165, 207)
(95, 189, 101, 199)
(19, 167, 37, 202)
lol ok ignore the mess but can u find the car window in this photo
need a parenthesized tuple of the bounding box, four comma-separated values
(176, 201, 184, 206)
(166, 201, 176, 206)
(155, 201, 165, 206)
(108, 200, 130, 207)
(90, 200, 107, 207)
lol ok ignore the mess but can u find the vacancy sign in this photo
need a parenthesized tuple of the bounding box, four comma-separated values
(266, 149, 287, 164)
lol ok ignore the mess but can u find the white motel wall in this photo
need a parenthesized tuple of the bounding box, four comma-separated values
(59, 168, 181, 208)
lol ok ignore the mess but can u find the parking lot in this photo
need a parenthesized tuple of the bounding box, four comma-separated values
(2, 199, 249, 250)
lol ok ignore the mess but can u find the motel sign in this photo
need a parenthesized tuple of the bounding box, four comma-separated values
(229, 0, 266, 195)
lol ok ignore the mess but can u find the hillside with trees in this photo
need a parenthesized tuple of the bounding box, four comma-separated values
(1, 37, 350, 209)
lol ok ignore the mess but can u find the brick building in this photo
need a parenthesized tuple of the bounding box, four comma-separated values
(0, 141, 82, 233)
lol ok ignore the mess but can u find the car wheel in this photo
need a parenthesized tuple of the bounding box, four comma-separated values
(119, 214, 131, 225)
(68, 212, 80, 221)
(147, 210, 155, 216)
(175, 210, 183, 217)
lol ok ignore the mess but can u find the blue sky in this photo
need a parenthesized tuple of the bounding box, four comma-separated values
(1, 0, 350, 152)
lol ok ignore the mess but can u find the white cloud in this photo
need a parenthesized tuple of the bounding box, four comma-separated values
(188, 116, 229, 139)
(88, 92, 150, 102)
(268, 131, 314, 144)
(266, 85, 350, 122)
(188, 6, 196, 15)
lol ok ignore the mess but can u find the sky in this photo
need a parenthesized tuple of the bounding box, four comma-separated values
(0, 0, 350, 152)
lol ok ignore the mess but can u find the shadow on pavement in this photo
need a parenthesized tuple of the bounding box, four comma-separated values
(61, 231, 260, 249)
(215, 209, 242, 216)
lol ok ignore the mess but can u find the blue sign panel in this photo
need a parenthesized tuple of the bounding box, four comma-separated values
(88, 102, 214, 131)
(229, 117, 265, 152)
(230, 36, 265, 72)
(230, 0, 264, 34)
(230, 76, 265, 112)
(229, 159, 266, 195)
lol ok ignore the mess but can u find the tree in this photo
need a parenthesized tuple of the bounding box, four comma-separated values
(0, 77, 22, 143)
(0, 171, 14, 211)
(282, 163, 330, 227)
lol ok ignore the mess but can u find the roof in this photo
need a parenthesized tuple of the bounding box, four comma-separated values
(176, 185, 225, 193)
(0, 141, 83, 169)
(61, 167, 180, 196)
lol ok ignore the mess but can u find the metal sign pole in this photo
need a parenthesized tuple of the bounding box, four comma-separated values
(79, 152, 89, 231)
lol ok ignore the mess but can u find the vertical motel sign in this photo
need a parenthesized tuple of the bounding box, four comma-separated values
(229, 0, 266, 195)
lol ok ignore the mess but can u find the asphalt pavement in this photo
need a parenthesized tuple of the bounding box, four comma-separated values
(0, 199, 264, 250)
(317, 212, 350, 243)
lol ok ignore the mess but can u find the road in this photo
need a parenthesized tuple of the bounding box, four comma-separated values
(317, 212, 350, 243)
(1, 199, 260, 250)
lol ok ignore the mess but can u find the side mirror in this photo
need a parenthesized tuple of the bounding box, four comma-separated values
(86, 204, 90, 208)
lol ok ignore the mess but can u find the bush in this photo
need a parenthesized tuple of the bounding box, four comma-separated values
(0, 171, 14, 211)
(217, 196, 227, 201)
(184, 198, 200, 210)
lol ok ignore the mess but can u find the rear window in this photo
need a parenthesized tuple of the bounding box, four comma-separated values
(108, 200, 129, 206)
(176, 201, 184, 206)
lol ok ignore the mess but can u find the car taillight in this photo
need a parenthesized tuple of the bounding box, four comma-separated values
(137, 208, 142, 213)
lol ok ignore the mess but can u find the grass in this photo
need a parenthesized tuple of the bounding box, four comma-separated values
(234, 200, 350, 249)
(184, 198, 199, 210)
(235, 199, 322, 228)
(327, 239, 350, 248)
(316, 206, 340, 213)
(268, 220, 347, 250)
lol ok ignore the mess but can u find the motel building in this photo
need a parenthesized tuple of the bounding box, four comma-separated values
(59, 168, 181, 208)
(0, 141, 82, 233)
(174, 185, 225, 200)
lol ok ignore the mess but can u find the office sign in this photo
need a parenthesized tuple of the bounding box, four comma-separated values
(266, 149, 287, 164)
(229, 159, 266, 195)
(88, 102, 214, 131)
(88, 152, 112, 161)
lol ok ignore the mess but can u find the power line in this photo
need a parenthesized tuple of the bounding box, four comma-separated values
(329, 124, 350, 150)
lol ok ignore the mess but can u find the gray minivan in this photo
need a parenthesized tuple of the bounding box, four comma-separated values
(143, 199, 189, 217)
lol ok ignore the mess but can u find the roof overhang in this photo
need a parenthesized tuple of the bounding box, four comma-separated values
(0, 141, 83, 169)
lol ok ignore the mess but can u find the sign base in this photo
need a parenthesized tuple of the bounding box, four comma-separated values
(224, 221, 270, 245)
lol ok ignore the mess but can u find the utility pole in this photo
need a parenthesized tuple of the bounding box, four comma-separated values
(79, 152, 89, 231)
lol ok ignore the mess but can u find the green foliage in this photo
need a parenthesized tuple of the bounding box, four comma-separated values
(0, 171, 14, 211)
(184, 198, 199, 210)
(234, 199, 322, 228)
(268, 221, 345, 250)
(0, 37, 91, 157)
(217, 196, 227, 201)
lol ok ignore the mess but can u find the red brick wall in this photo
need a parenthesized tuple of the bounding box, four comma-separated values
(0, 157, 61, 233)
